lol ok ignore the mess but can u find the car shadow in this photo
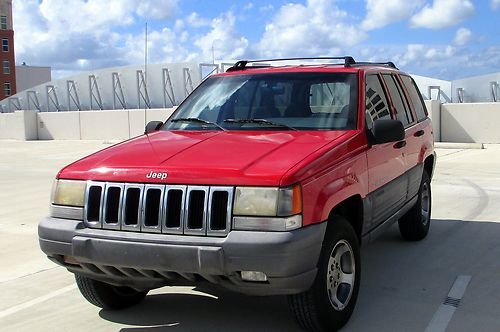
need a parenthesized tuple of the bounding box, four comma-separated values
(99, 218, 500, 331)
(99, 290, 302, 331)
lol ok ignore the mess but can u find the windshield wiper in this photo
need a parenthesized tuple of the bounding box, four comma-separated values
(171, 118, 226, 131)
(223, 118, 297, 131)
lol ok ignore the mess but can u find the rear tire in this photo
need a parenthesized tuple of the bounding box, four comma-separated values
(398, 170, 431, 241)
(75, 274, 148, 310)
(288, 216, 361, 332)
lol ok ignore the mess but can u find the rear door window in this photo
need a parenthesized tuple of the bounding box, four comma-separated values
(365, 74, 391, 130)
(400, 75, 427, 121)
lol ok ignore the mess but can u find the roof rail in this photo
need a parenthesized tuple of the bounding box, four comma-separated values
(351, 61, 398, 69)
(226, 56, 356, 72)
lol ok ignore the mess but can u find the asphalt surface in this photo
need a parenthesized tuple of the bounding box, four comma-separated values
(1, 140, 500, 331)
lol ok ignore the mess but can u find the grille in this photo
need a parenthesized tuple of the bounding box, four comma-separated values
(84, 181, 234, 237)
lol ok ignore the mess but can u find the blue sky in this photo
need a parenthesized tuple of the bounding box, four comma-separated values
(13, 0, 500, 80)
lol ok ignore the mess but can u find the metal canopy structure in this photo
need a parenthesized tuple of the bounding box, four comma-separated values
(89, 75, 103, 110)
(0, 62, 497, 113)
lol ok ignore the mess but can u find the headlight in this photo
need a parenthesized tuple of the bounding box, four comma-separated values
(233, 185, 302, 217)
(51, 179, 87, 207)
(233, 187, 279, 216)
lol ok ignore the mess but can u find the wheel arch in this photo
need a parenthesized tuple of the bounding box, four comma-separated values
(424, 152, 436, 179)
(327, 195, 364, 244)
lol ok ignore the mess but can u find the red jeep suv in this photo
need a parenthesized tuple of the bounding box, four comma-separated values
(39, 57, 435, 331)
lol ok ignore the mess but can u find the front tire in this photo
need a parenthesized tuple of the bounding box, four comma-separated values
(75, 274, 148, 310)
(288, 216, 361, 332)
(398, 170, 432, 241)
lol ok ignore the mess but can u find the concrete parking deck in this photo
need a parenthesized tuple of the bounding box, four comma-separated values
(1, 140, 500, 331)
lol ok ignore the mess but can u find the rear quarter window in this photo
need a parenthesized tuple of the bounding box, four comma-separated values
(382, 74, 414, 127)
(401, 75, 428, 121)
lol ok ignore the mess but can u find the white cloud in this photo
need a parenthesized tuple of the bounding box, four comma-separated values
(492, 0, 500, 9)
(186, 12, 211, 28)
(361, 0, 423, 30)
(136, 0, 178, 20)
(13, 0, 182, 73)
(258, 0, 366, 57)
(453, 27, 472, 46)
(410, 0, 474, 29)
(244, 3, 254, 10)
(121, 28, 190, 65)
(193, 12, 249, 62)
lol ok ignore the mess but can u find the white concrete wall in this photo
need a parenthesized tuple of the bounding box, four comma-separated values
(37, 108, 174, 140)
(0, 110, 37, 140)
(38, 111, 80, 140)
(425, 100, 441, 142)
(3, 105, 500, 144)
(441, 103, 500, 143)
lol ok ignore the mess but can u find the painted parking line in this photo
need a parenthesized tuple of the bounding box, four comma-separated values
(424, 275, 472, 332)
(0, 284, 76, 320)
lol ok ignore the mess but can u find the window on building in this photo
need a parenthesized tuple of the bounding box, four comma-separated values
(0, 16, 7, 30)
(365, 74, 391, 130)
(4, 82, 11, 96)
(2, 38, 8, 52)
(2, 60, 9, 74)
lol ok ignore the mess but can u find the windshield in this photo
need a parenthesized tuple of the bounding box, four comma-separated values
(164, 72, 358, 131)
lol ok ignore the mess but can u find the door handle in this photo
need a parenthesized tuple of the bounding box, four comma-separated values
(394, 140, 407, 149)
(414, 130, 425, 137)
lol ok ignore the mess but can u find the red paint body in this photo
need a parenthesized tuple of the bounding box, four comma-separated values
(58, 66, 434, 228)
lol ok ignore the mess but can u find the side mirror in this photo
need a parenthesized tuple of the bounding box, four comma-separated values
(145, 121, 163, 134)
(371, 119, 405, 145)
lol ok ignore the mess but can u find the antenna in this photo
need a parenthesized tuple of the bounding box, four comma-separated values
(142, 22, 148, 132)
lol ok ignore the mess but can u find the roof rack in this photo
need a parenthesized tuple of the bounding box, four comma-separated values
(225, 57, 398, 72)
(226, 56, 356, 72)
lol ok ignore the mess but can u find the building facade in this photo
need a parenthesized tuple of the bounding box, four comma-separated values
(16, 64, 51, 92)
(0, 0, 15, 100)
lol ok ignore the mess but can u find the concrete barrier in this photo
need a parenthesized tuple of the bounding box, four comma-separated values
(1, 104, 500, 143)
(425, 100, 441, 142)
(441, 103, 500, 143)
(79, 110, 130, 140)
(0, 110, 38, 140)
(38, 111, 81, 140)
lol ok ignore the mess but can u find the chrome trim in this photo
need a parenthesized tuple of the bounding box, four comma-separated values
(83, 181, 233, 237)
(51, 204, 84, 220)
(184, 186, 209, 236)
(141, 184, 164, 233)
(102, 182, 124, 230)
(121, 184, 144, 232)
(162, 185, 187, 235)
(207, 186, 234, 237)
(83, 181, 105, 228)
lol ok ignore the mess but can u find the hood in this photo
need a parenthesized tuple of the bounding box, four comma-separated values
(59, 130, 353, 186)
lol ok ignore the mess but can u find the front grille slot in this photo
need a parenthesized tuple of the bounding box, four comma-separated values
(124, 188, 141, 225)
(165, 189, 183, 228)
(210, 191, 229, 230)
(144, 189, 162, 227)
(105, 187, 121, 224)
(87, 186, 102, 222)
(187, 190, 206, 230)
(84, 181, 232, 237)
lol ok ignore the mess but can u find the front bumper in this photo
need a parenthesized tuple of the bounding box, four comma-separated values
(38, 217, 326, 295)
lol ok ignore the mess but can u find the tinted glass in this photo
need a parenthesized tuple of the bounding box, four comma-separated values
(382, 74, 413, 127)
(365, 75, 391, 130)
(164, 73, 358, 131)
(401, 75, 427, 121)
